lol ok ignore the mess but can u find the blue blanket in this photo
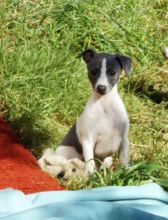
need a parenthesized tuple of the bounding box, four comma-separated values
(0, 183, 167, 220)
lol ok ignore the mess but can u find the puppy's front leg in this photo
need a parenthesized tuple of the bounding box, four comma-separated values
(81, 140, 95, 176)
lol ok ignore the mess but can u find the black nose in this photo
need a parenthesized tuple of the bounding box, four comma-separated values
(97, 85, 107, 94)
(57, 171, 65, 178)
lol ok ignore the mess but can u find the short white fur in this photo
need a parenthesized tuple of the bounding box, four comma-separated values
(95, 58, 109, 90)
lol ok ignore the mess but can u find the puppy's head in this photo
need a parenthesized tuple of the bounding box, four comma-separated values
(81, 49, 131, 95)
(56, 158, 85, 179)
(63, 158, 85, 179)
(39, 156, 86, 179)
(38, 154, 67, 177)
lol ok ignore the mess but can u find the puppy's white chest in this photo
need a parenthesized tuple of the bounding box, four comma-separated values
(94, 114, 122, 157)
(77, 89, 128, 158)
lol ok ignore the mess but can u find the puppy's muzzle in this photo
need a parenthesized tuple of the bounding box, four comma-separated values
(57, 171, 65, 178)
(96, 85, 107, 95)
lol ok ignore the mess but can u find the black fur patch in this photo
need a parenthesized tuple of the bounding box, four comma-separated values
(60, 123, 83, 155)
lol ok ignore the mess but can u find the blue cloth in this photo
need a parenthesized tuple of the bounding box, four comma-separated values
(0, 183, 167, 220)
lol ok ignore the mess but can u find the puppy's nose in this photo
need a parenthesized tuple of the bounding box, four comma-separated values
(97, 85, 107, 94)
(57, 171, 65, 178)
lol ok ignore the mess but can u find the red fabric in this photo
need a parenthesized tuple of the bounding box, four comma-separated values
(0, 118, 64, 194)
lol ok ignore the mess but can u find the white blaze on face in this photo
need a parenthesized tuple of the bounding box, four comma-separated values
(95, 58, 108, 90)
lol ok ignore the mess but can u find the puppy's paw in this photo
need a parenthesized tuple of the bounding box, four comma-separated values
(37, 158, 47, 170)
(84, 160, 95, 177)
(38, 148, 56, 169)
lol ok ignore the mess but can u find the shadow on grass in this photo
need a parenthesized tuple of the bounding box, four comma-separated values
(143, 90, 168, 104)
(128, 79, 168, 104)
(135, 87, 168, 104)
(9, 114, 51, 157)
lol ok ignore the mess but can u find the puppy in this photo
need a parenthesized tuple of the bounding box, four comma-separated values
(38, 148, 85, 179)
(39, 49, 131, 178)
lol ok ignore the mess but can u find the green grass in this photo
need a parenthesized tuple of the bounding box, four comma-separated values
(0, 0, 168, 189)
(60, 161, 168, 190)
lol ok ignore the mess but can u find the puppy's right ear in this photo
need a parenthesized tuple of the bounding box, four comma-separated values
(115, 55, 132, 75)
(80, 48, 96, 63)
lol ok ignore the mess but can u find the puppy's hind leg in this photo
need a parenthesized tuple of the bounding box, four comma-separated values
(100, 156, 113, 170)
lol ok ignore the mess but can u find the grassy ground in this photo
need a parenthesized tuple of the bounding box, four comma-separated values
(0, 0, 168, 189)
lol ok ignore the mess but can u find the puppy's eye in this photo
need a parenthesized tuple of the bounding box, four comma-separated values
(72, 168, 76, 173)
(91, 69, 98, 75)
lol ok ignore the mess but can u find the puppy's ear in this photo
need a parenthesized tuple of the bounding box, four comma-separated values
(81, 48, 96, 63)
(70, 159, 85, 169)
(115, 55, 132, 75)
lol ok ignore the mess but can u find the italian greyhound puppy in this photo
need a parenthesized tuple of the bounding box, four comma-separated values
(38, 49, 131, 178)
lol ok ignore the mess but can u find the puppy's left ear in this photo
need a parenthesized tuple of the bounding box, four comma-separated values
(115, 55, 132, 75)
(70, 159, 85, 169)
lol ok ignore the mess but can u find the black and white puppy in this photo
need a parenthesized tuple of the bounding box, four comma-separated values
(38, 49, 131, 178)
